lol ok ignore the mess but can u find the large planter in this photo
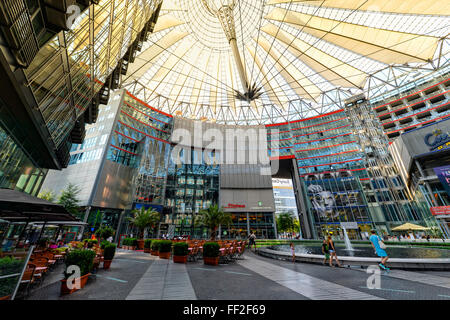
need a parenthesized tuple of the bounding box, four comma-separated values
(129, 246, 136, 251)
(173, 255, 187, 264)
(60, 273, 91, 295)
(159, 252, 171, 259)
(204, 257, 219, 266)
(144, 248, 151, 253)
(137, 240, 145, 250)
(151, 250, 159, 256)
(103, 260, 112, 270)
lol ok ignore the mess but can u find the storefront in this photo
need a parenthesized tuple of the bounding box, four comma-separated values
(430, 206, 450, 238)
(220, 189, 277, 239)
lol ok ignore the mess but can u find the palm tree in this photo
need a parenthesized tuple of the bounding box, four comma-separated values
(128, 207, 161, 240)
(195, 205, 232, 240)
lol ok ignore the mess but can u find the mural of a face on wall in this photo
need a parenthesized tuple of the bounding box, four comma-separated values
(307, 184, 338, 219)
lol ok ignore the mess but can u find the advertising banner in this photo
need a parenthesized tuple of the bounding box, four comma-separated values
(433, 165, 450, 197)
(430, 206, 450, 216)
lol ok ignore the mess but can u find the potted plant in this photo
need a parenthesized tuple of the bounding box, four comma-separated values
(100, 240, 110, 250)
(144, 239, 152, 253)
(129, 238, 138, 250)
(128, 208, 161, 250)
(158, 240, 172, 259)
(103, 244, 116, 270)
(96, 226, 115, 242)
(203, 242, 220, 266)
(61, 249, 96, 295)
(122, 238, 129, 250)
(173, 242, 189, 263)
(0, 257, 23, 300)
(151, 240, 160, 256)
(87, 239, 98, 249)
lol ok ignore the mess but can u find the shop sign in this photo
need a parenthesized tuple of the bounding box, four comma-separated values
(433, 165, 450, 197)
(430, 206, 450, 216)
(424, 129, 450, 151)
(340, 222, 358, 229)
(224, 203, 246, 209)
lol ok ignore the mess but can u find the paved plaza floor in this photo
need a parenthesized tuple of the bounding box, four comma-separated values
(26, 249, 450, 300)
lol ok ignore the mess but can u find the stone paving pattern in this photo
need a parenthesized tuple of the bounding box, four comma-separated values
(27, 249, 450, 300)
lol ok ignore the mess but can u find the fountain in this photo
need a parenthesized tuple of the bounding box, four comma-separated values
(343, 228, 354, 251)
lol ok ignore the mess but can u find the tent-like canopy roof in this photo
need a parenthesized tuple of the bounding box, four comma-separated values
(0, 189, 79, 223)
(122, 0, 450, 124)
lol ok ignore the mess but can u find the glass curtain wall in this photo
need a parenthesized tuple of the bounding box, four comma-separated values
(266, 110, 375, 240)
(165, 148, 220, 238)
(0, 126, 47, 196)
(19, 0, 162, 160)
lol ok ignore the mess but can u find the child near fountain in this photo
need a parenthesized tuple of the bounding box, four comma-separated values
(290, 242, 295, 263)
(369, 230, 390, 271)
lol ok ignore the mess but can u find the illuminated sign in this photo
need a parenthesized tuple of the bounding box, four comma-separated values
(434, 165, 450, 197)
(424, 129, 450, 152)
(224, 204, 246, 209)
(430, 206, 450, 216)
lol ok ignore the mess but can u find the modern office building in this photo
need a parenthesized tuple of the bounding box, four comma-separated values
(1, 1, 449, 241)
(0, 0, 163, 175)
(390, 117, 450, 238)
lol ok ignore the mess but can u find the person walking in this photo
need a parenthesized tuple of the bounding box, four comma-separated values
(327, 235, 341, 267)
(321, 239, 330, 266)
(248, 231, 257, 251)
(369, 230, 389, 271)
(290, 242, 295, 263)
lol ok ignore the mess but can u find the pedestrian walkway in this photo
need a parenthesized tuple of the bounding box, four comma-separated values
(238, 255, 383, 300)
(126, 258, 197, 300)
(350, 267, 450, 290)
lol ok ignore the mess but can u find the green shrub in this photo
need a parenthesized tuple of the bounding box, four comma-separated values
(158, 240, 172, 253)
(173, 242, 188, 256)
(122, 238, 137, 246)
(100, 240, 110, 249)
(86, 239, 98, 248)
(151, 240, 160, 251)
(103, 244, 116, 261)
(96, 226, 115, 240)
(129, 238, 138, 247)
(203, 242, 220, 258)
(0, 257, 23, 297)
(64, 250, 96, 279)
(144, 239, 152, 249)
(54, 247, 69, 254)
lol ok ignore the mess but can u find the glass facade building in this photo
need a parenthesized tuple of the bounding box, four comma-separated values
(0, 126, 47, 196)
(0, 0, 163, 170)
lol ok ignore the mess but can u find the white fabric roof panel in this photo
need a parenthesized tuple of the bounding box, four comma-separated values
(120, 0, 449, 124)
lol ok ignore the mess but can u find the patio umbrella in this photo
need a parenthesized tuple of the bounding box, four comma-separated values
(391, 223, 431, 231)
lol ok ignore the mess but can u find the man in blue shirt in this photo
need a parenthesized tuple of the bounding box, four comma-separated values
(369, 230, 389, 271)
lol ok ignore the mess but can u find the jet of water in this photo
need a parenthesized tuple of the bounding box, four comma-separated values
(343, 227, 354, 251)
